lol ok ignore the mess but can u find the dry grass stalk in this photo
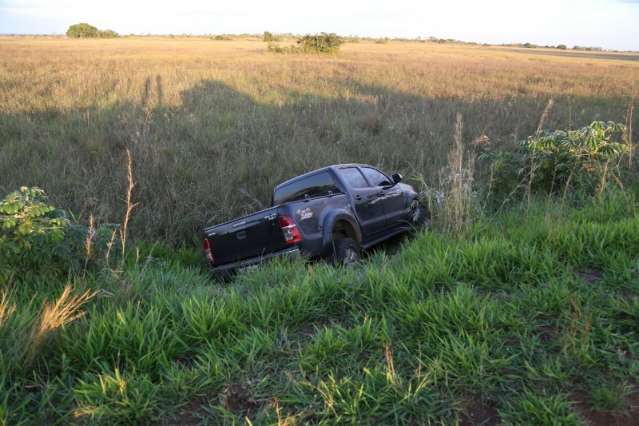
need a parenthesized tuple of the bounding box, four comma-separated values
(0, 291, 16, 327)
(29, 285, 96, 361)
(120, 149, 139, 262)
(528, 98, 555, 207)
(384, 344, 397, 385)
(83, 213, 95, 270)
(105, 228, 117, 267)
(443, 113, 475, 233)
(627, 99, 635, 168)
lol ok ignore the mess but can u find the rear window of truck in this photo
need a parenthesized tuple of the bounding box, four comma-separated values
(273, 171, 341, 205)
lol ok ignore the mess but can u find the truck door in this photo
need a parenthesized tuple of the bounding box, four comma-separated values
(336, 167, 387, 239)
(360, 166, 406, 228)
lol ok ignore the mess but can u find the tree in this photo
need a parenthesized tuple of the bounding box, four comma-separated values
(98, 29, 119, 38)
(66, 23, 118, 38)
(66, 23, 99, 38)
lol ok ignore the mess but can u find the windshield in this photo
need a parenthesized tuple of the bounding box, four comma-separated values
(273, 171, 341, 205)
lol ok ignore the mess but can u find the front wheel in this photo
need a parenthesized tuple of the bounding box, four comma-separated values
(409, 199, 430, 230)
(330, 238, 361, 266)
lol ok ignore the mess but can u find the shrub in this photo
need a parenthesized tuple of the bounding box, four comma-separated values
(526, 121, 628, 193)
(210, 35, 231, 41)
(556, 44, 567, 50)
(482, 121, 629, 205)
(263, 31, 279, 42)
(0, 187, 119, 281)
(297, 33, 343, 54)
(98, 29, 119, 38)
(0, 187, 72, 281)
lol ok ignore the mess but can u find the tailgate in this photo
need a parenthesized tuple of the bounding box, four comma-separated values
(205, 209, 289, 265)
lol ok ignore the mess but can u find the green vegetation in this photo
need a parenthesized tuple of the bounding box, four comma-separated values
(263, 31, 280, 42)
(1, 38, 638, 423)
(2, 189, 639, 424)
(66, 23, 119, 38)
(268, 32, 343, 54)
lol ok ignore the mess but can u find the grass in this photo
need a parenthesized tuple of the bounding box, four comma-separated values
(2, 36, 639, 424)
(0, 37, 637, 241)
(1, 193, 638, 424)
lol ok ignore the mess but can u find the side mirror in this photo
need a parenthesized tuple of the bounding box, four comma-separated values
(392, 173, 403, 184)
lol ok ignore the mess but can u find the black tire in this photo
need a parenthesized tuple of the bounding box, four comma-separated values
(409, 199, 430, 230)
(330, 238, 361, 266)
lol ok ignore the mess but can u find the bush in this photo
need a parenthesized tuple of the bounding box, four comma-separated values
(0, 187, 120, 281)
(481, 121, 629, 204)
(297, 33, 343, 54)
(267, 33, 343, 55)
(210, 35, 231, 41)
(263, 31, 280, 42)
(66, 23, 118, 38)
(0, 187, 73, 281)
(98, 30, 119, 38)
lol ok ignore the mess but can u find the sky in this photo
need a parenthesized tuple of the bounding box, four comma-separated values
(1, 0, 638, 51)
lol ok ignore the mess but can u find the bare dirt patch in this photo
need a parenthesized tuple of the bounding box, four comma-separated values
(576, 269, 604, 284)
(460, 397, 500, 426)
(572, 390, 639, 426)
(220, 383, 259, 414)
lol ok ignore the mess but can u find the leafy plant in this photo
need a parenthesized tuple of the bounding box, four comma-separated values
(0, 187, 76, 281)
(526, 121, 628, 193)
(481, 121, 629, 206)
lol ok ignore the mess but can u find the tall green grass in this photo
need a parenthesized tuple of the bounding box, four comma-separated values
(2, 193, 638, 424)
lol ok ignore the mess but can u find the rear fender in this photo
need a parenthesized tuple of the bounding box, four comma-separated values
(321, 210, 362, 253)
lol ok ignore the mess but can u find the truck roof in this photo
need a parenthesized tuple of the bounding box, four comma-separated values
(273, 164, 370, 192)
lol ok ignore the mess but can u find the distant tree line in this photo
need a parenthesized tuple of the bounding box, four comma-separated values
(66, 23, 119, 38)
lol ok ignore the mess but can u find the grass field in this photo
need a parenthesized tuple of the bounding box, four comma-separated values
(1, 37, 637, 241)
(2, 194, 639, 424)
(1, 37, 639, 425)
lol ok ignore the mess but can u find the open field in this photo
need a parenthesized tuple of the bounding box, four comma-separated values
(1, 37, 637, 241)
(2, 37, 639, 425)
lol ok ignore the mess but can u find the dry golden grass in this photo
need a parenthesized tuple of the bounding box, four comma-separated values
(0, 291, 16, 328)
(0, 37, 637, 240)
(28, 285, 96, 362)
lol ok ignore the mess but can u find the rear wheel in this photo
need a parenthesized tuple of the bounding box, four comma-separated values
(331, 238, 361, 266)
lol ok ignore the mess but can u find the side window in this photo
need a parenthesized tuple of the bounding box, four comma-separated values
(361, 167, 391, 187)
(338, 167, 368, 189)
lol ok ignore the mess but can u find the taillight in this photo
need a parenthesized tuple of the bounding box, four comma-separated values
(202, 238, 214, 264)
(278, 215, 302, 244)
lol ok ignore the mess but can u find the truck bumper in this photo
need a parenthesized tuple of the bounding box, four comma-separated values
(210, 246, 302, 273)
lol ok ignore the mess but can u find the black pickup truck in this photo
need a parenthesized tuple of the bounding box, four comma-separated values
(202, 164, 428, 277)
